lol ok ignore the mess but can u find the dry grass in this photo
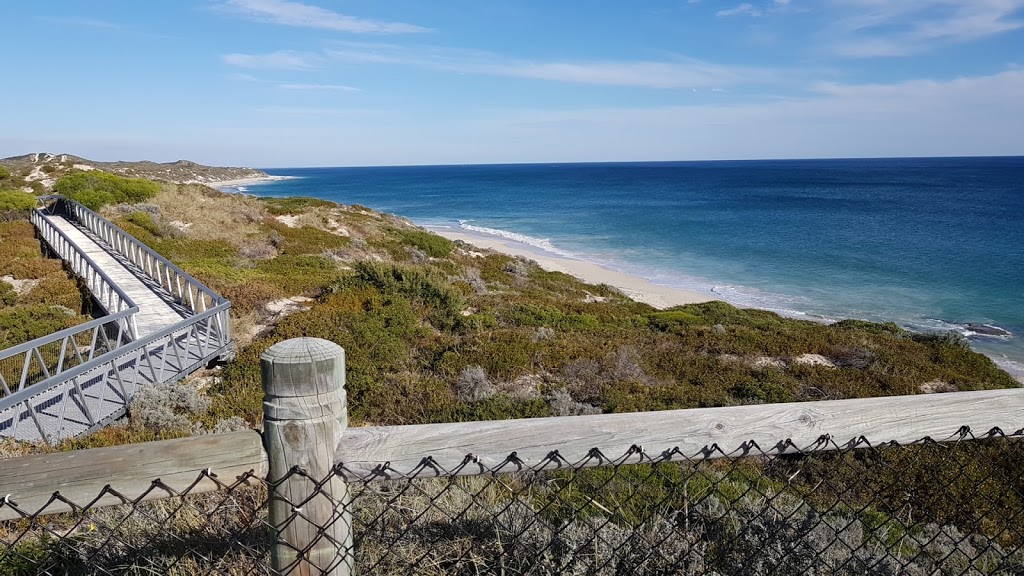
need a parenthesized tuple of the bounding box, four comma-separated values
(142, 183, 267, 246)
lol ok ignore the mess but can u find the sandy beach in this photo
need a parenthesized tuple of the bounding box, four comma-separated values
(207, 175, 297, 188)
(431, 229, 713, 309)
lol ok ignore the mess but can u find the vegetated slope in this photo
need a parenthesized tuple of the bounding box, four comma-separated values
(0, 152, 268, 194)
(0, 221, 91, 349)
(49, 178, 1012, 445)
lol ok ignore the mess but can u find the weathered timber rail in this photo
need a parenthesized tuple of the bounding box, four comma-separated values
(0, 196, 232, 442)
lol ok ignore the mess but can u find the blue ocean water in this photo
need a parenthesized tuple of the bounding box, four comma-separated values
(236, 158, 1024, 379)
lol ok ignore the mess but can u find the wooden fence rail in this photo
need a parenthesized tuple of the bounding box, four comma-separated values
(2, 336, 1022, 574)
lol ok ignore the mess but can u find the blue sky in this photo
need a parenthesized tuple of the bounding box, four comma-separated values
(2, 0, 1022, 167)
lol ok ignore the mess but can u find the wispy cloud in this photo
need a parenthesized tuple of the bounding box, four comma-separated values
(476, 70, 1024, 162)
(277, 83, 360, 92)
(326, 42, 783, 89)
(50, 17, 123, 29)
(218, 0, 429, 34)
(222, 50, 322, 70)
(715, 0, 793, 17)
(717, 3, 763, 17)
(248, 105, 387, 117)
(829, 0, 1024, 57)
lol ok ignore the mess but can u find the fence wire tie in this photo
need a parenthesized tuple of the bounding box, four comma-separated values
(955, 425, 972, 440)
(698, 442, 727, 458)
(983, 426, 1004, 438)
(849, 435, 873, 450)
(627, 444, 644, 460)
(740, 439, 766, 456)
(811, 434, 832, 450)
(448, 454, 477, 476)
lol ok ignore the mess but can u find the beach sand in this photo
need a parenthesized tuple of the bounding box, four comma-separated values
(432, 229, 712, 309)
(208, 175, 297, 188)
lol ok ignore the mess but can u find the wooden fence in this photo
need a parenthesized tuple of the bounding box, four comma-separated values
(1, 337, 1022, 575)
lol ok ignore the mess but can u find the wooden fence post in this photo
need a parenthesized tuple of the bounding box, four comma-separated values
(262, 337, 352, 575)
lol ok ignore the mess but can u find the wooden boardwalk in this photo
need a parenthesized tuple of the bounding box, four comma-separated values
(41, 213, 186, 336)
(0, 200, 232, 442)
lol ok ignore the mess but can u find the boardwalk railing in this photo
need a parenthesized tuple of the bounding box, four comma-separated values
(0, 197, 232, 442)
(2, 337, 1022, 575)
(62, 199, 226, 318)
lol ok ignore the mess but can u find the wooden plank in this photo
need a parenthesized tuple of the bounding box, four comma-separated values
(0, 431, 268, 520)
(45, 215, 185, 337)
(336, 388, 1024, 480)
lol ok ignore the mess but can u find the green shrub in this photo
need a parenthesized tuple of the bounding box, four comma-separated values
(268, 221, 350, 255)
(54, 171, 159, 209)
(341, 261, 465, 326)
(0, 305, 86, 348)
(261, 196, 335, 215)
(124, 211, 161, 236)
(65, 188, 115, 210)
(395, 228, 454, 258)
(0, 165, 10, 179)
(0, 189, 35, 211)
(0, 280, 16, 307)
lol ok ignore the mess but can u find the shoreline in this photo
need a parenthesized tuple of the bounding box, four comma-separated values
(207, 175, 298, 188)
(429, 228, 714, 309)
(428, 226, 1024, 383)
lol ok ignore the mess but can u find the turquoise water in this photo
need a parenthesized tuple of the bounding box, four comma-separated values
(232, 158, 1024, 378)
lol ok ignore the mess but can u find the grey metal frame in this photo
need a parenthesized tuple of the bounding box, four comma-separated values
(0, 196, 232, 442)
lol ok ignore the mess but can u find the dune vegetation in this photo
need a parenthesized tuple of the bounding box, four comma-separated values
(1, 168, 1021, 571)
(28, 177, 1006, 444)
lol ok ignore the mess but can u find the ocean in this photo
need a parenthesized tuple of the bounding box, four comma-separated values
(228, 157, 1024, 379)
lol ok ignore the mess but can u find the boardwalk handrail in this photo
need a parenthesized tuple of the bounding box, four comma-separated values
(0, 196, 233, 441)
(0, 208, 140, 406)
(31, 204, 139, 335)
(58, 198, 226, 315)
(0, 305, 229, 416)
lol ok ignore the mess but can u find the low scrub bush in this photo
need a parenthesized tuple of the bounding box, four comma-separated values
(268, 221, 350, 255)
(54, 171, 159, 209)
(394, 228, 454, 258)
(0, 280, 16, 307)
(0, 189, 35, 212)
(261, 196, 335, 215)
(128, 382, 210, 433)
(123, 210, 161, 236)
(0, 304, 86, 348)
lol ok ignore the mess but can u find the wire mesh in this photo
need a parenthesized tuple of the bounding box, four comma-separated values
(1, 427, 1021, 575)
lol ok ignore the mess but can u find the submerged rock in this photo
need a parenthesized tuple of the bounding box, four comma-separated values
(964, 323, 1012, 337)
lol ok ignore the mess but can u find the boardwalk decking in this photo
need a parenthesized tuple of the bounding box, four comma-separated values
(0, 199, 232, 442)
(40, 213, 186, 337)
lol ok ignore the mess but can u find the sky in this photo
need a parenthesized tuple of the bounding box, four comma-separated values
(1, 0, 1023, 167)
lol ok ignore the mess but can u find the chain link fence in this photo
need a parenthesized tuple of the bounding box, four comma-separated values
(2, 427, 1022, 575)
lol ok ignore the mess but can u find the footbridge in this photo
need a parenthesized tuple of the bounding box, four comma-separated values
(0, 197, 232, 442)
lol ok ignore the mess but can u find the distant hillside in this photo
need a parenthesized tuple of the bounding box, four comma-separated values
(0, 153, 268, 192)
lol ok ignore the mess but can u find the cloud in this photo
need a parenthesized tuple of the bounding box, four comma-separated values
(468, 70, 1024, 163)
(717, 3, 763, 17)
(326, 42, 783, 89)
(51, 17, 123, 29)
(829, 0, 1024, 57)
(222, 50, 322, 70)
(277, 83, 360, 92)
(218, 0, 429, 34)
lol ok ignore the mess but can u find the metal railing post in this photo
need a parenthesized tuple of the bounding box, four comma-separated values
(262, 338, 352, 575)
